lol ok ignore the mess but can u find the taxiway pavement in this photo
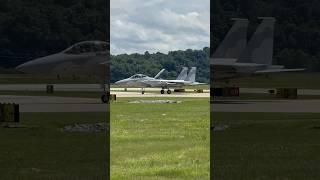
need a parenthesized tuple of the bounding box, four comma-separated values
(0, 95, 108, 112)
(0, 84, 320, 113)
(211, 100, 320, 113)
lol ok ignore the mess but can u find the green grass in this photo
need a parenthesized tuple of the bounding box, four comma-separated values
(0, 112, 108, 180)
(0, 97, 210, 179)
(2, 97, 320, 179)
(3, 90, 320, 101)
(111, 97, 210, 179)
(212, 112, 320, 180)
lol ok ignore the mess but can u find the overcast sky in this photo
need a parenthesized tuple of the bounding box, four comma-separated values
(110, 0, 210, 55)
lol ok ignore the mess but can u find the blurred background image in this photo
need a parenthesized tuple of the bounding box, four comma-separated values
(0, 0, 110, 179)
(211, 0, 320, 179)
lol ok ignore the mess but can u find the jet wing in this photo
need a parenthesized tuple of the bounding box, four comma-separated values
(141, 79, 185, 87)
(189, 82, 207, 85)
(255, 68, 305, 74)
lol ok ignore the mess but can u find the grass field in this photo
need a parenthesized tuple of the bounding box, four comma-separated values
(2, 97, 320, 179)
(111, 97, 210, 179)
(212, 112, 320, 179)
(0, 97, 210, 179)
(0, 112, 108, 180)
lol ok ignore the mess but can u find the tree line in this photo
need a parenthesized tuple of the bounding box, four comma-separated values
(0, 0, 108, 68)
(111, 48, 210, 83)
(0, 0, 319, 81)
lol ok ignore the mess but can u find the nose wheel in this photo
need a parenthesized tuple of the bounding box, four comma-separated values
(101, 93, 109, 103)
(141, 88, 145, 94)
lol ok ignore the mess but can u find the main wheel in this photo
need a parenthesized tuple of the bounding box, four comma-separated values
(101, 94, 109, 103)
(167, 89, 172, 94)
(142, 91, 145, 94)
(160, 90, 165, 94)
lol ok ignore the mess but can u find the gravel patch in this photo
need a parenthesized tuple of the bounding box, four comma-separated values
(62, 123, 109, 133)
(129, 100, 182, 104)
(212, 125, 229, 131)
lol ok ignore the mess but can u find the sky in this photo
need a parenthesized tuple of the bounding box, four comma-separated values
(110, 0, 210, 55)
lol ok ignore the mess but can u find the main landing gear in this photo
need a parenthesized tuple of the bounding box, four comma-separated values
(160, 89, 172, 94)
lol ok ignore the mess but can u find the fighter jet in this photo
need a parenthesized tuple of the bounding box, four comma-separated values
(115, 67, 205, 94)
(16, 41, 109, 79)
(15, 41, 110, 103)
(211, 17, 304, 82)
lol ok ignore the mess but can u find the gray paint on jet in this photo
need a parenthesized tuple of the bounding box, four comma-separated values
(15, 41, 108, 78)
(176, 67, 188, 80)
(211, 17, 304, 82)
(115, 67, 205, 90)
(213, 18, 249, 59)
(238, 17, 275, 65)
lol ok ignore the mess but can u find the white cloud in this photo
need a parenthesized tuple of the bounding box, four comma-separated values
(111, 0, 210, 55)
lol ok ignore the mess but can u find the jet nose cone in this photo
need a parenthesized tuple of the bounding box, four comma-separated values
(15, 61, 35, 73)
(115, 80, 123, 85)
(115, 79, 127, 86)
(16, 53, 63, 74)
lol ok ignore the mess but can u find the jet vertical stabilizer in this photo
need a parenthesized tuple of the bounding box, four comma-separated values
(176, 67, 188, 80)
(238, 17, 276, 65)
(213, 18, 249, 59)
(185, 67, 196, 82)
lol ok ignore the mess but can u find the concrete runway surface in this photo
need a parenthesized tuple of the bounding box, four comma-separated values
(0, 84, 104, 92)
(0, 94, 319, 113)
(0, 84, 319, 95)
(0, 84, 320, 113)
(0, 95, 108, 112)
(241, 88, 320, 95)
(211, 100, 320, 112)
(0, 84, 209, 92)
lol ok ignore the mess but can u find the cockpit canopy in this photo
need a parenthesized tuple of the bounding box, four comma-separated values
(63, 41, 109, 54)
(130, 74, 148, 79)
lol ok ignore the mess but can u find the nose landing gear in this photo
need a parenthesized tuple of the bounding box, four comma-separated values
(141, 88, 145, 94)
(101, 92, 109, 103)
